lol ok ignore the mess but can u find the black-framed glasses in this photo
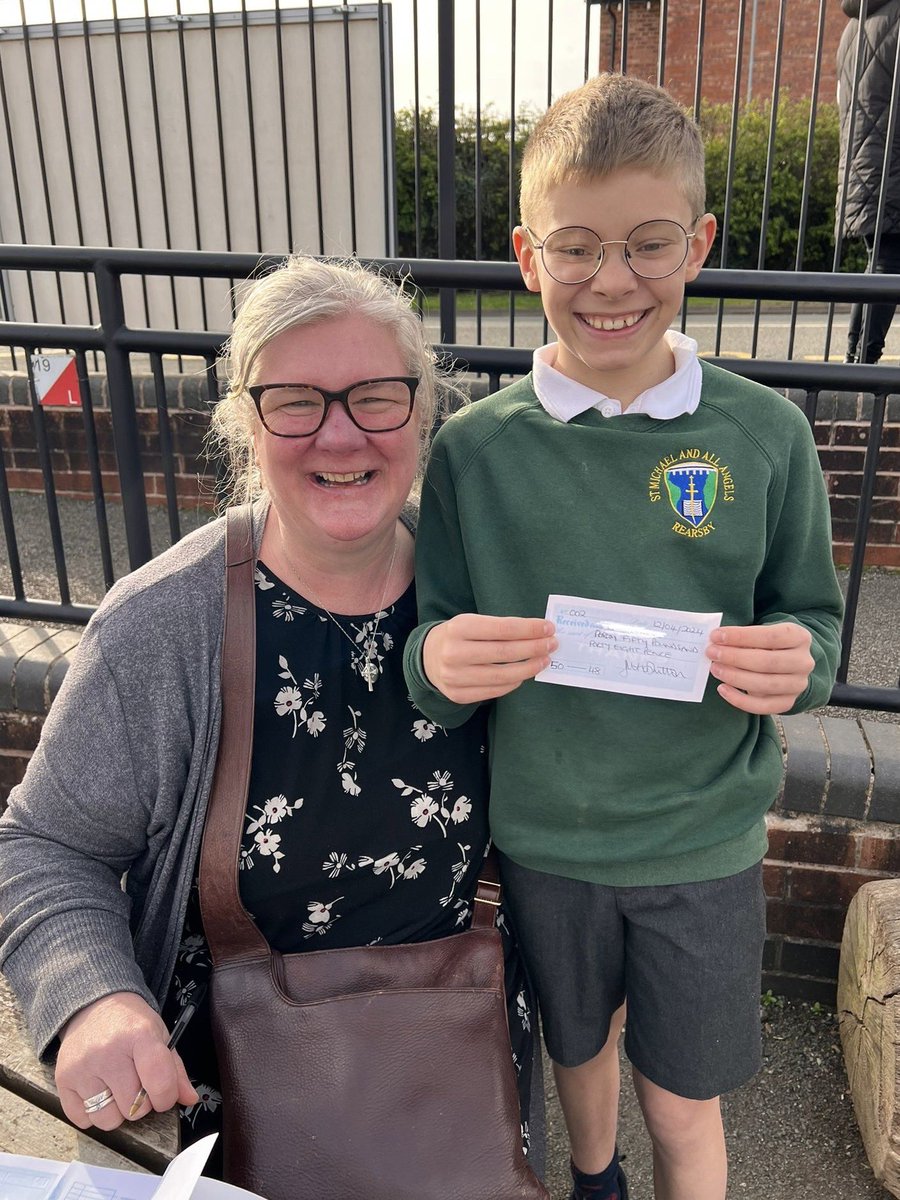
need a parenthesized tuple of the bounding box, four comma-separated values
(523, 219, 701, 284)
(248, 376, 419, 438)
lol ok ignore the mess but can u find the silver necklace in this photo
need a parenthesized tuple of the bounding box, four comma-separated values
(316, 541, 398, 692)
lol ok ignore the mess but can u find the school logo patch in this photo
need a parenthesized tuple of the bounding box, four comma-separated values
(665, 462, 717, 528)
(648, 449, 735, 539)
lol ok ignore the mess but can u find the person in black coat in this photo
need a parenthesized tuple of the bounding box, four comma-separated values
(836, 0, 900, 363)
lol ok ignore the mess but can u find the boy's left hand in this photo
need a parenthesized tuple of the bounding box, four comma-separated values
(705, 621, 814, 714)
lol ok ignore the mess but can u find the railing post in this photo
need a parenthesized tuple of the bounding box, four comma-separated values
(94, 260, 153, 570)
(437, 0, 456, 344)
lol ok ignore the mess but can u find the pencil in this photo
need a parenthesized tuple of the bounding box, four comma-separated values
(127, 984, 206, 1118)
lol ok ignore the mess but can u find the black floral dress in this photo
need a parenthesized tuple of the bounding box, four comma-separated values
(161, 562, 535, 1176)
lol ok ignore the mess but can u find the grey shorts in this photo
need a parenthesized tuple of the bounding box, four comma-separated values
(498, 855, 766, 1101)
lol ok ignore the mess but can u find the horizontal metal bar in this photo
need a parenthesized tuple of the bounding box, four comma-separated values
(3, 245, 900, 304)
(0, 598, 96, 625)
(829, 682, 900, 714)
(0, 323, 102, 350)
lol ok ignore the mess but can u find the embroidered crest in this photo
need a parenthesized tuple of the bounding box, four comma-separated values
(648, 449, 735, 540)
(664, 462, 718, 528)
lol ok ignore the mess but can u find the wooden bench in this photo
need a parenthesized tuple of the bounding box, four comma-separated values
(0, 973, 177, 1170)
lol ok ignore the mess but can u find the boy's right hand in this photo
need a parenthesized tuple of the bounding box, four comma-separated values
(422, 615, 557, 703)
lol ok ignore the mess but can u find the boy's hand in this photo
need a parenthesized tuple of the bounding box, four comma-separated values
(706, 621, 815, 714)
(423, 615, 557, 703)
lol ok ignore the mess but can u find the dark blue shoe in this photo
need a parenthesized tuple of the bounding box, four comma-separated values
(568, 1159, 629, 1200)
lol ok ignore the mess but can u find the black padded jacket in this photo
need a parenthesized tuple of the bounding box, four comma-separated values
(836, 0, 900, 239)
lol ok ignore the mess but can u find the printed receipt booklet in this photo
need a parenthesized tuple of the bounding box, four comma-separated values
(0, 1134, 261, 1200)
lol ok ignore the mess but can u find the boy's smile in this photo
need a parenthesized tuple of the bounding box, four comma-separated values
(513, 168, 717, 407)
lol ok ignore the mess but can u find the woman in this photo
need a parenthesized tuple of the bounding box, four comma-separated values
(0, 256, 539, 1179)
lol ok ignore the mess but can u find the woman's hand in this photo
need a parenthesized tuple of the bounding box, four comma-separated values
(423, 614, 558, 703)
(56, 991, 198, 1129)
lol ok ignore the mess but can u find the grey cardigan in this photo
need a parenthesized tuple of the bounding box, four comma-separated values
(0, 507, 263, 1056)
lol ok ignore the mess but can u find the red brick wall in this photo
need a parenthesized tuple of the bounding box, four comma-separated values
(816, 406, 900, 568)
(597, 0, 846, 109)
(763, 813, 900, 1004)
(0, 400, 218, 511)
(4, 399, 898, 565)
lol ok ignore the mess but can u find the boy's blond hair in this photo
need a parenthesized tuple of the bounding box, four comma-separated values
(519, 73, 706, 225)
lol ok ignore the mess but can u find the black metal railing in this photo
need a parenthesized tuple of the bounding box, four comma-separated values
(0, 1, 889, 351)
(0, 244, 898, 715)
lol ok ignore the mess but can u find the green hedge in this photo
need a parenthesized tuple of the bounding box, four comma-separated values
(393, 96, 866, 273)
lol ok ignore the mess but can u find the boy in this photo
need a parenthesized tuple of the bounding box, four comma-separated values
(403, 74, 843, 1200)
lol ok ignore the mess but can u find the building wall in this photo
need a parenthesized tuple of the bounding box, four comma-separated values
(597, 0, 846, 110)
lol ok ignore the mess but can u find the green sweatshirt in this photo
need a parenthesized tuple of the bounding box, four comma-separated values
(404, 362, 844, 886)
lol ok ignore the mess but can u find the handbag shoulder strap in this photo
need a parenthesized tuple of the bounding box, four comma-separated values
(471, 848, 501, 930)
(198, 504, 269, 963)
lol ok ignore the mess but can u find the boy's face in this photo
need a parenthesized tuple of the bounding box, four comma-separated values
(512, 168, 716, 405)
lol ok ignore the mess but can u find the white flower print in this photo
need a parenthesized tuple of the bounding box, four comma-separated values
(450, 844, 471, 884)
(322, 851, 356, 878)
(184, 1082, 223, 1127)
(521, 1121, 531, 1154)
(343, 710, 367, 753)
(336, 707, 367, 795)
(358, 846, 426, 888)
(382, 632, 394, 651)
(516, 990, 532, 1033)
(393, 771, 470, 837)
(306, 710, 326, 737)
(302, 897, 343, 938)
(264, 794, 290, 822)
(450, 796, 472, 824)
(254, 567, 275, 591)
(179, 934, 207, 964)
(453, 899, 472, 927)
(412, 719, 436, 741)
(403, 858, 426, 880)
(272, 597, 307, 621)
(243, 794, 302, 871)
(341, 770, 361, 796)
(253, 829, 284, 872)
(275, 686, 304, 716)
(174, 978, 204, 1007)
(410, 795, 442, 830)
(274, 657, 326, 740)
(440, 843, 472, 907)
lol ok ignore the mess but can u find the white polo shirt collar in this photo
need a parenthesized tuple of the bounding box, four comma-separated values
(532, 328, 702, 422)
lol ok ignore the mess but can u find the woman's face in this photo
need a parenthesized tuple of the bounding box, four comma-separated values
(251, 313, 421, 551)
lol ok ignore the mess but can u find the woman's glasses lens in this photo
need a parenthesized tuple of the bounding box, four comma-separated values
(260, 380, 414, 436)
(541, 220, 690, 283)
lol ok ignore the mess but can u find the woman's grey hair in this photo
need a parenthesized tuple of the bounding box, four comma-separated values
(208, 255, 460, 506)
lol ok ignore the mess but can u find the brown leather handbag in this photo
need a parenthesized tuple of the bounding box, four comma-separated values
(199, 505, 548, 1200)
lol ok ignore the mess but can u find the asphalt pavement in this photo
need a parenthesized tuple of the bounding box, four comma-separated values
(543, 998, 891, 1200)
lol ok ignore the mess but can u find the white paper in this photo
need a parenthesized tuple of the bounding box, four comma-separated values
(153, 1135, 218, 1200)
(535, 595, 722, 703)
(0, 1134, 260, 1200)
